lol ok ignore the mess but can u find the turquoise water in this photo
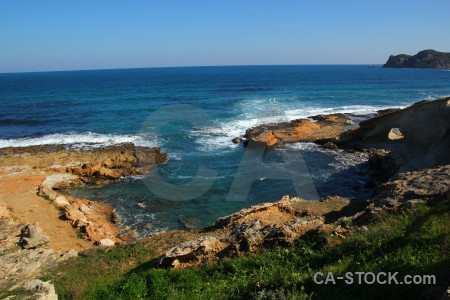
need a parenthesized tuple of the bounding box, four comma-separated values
(1, 65, 449, 234)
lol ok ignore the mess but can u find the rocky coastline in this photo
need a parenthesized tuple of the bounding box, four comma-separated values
(1, 98, 449, 299)
(153, 97, 450, 273)
(0, 143, 166, 296)
(238, 97, 450, 171)
(383, 49, 450, 68)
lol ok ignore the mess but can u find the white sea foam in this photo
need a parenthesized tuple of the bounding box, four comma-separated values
(0, 132, 158, 149)
(191, 103, 407, 152)
(283, 142, 321, 152)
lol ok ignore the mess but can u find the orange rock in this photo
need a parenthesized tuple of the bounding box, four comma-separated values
(244, 114, 352, 147)
(0, 143, 167, 246)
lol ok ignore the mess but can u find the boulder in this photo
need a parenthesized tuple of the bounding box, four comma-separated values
(0, 246, 77, 289)
(96, 238, 116, 247)
(158, 236, 229, 269)
(20, 224, 51, 249)
(322, 142, 339, 151)
(110, 211, 121, 224)
(232, 137, 242, 144)
(21, 279, 58, 300)
(231, 217, 324, 252)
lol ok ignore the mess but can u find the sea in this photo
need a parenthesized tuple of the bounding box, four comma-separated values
(1, 65, 449, 235)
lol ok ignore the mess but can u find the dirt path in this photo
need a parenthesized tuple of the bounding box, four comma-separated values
(0, 167, 92, 252)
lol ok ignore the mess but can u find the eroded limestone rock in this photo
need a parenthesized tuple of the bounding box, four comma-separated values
(20, 223, 51, 249)
(157, 196, 357, 268)
(158, 236, 229, 269)
(244, 114, 354, 147)
(20, 279, 58, 300)
(372, 165, 450, 208)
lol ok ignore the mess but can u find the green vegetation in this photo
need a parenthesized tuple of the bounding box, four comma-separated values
(47, 198, 449, 300)
(0, 288, 33, 300)
(42, 241, 162, 299)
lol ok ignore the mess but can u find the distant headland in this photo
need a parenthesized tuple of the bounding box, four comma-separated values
(383, 49, 450, 68)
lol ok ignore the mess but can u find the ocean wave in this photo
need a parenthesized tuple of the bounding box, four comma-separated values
(0, 132, 158, 148)
(282, 142, 321, 152)
(191, 103, 406, 152)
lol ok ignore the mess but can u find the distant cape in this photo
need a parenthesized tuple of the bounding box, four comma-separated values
(383, 49, 450, 68)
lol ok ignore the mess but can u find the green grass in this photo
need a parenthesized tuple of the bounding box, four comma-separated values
(42, 242, 161, 299)
(0, 288, 35, 300)
(48, 198, 449, 300)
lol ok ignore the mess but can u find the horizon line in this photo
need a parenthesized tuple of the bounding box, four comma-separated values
(0, 63, 384, 75)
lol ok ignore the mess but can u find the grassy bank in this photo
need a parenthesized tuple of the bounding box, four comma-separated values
(47, 198, 449, 300)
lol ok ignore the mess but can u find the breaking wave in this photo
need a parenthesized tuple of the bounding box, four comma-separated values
(0, 132, 158, 148)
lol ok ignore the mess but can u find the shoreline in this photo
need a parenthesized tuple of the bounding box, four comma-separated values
(1, 97, 449, 250)
(1, 97, 449, 297)
(0, 143, 167, 250)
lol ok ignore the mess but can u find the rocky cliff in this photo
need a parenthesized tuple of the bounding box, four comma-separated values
(383, 49, 450, 68)
(339, 97, 450, 171)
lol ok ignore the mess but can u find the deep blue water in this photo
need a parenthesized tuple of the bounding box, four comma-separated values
(1, 65, 450, 234)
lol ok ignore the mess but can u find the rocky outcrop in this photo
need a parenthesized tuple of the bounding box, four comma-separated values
(18, 279, 58, 300)
(383, 49, 450, 68)
(158, 236, 229, 269)
(241, 97, 450, 173)
(0, 143, 166, 183)
(0, 212, 77, 297)
(339, 97, 450, 171)
(244, 114, 355, 147)
(241, 97, 449, 172)
(371, 165, 450, 208)
(38, 174, 122, 244)
(157, 195, 364, 268)
(20, 224, 51, 249)
(230, 216, 325, 253)
(0, 143, 167, 246)
(347, 164, 450, 226)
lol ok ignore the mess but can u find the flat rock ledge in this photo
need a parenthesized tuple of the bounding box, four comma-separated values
(243, 113, 355, 147)
(158, 195, 363, 269)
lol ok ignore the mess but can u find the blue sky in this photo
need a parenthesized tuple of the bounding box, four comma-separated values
(1, 0, 450, 72)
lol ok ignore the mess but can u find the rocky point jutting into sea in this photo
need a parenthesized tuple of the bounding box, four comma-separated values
(383, 49, 450, 69)
(1, 97, 449, 298)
